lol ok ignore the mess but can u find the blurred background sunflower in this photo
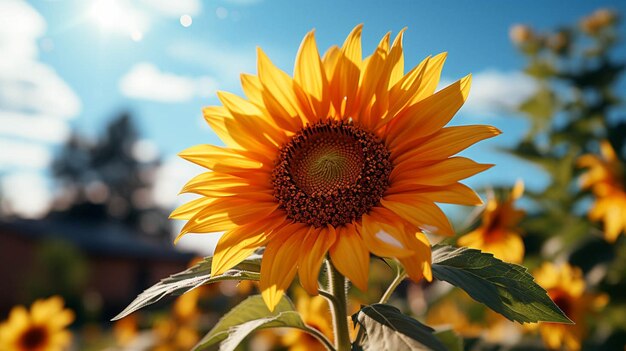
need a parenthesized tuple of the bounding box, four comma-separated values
(0, 0, 624, 349)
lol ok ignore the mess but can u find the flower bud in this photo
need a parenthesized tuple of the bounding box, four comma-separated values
(510, 24, 534, 44)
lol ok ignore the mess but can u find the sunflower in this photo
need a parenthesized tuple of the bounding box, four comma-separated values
(0, 296, 74, 351)
(281, 292, 334, 351)
(578, 140, 626, 242)
(113, 313, 138, 347)
(426, 291, 518, 344)
(457, 180, 525, 263)
(152, 271, 202, 351)
(173, 25, 499, 310)
(531, 262, 608, 351)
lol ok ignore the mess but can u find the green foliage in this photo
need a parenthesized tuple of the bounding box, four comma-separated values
(353, 304, 447, 351)
(431, 245, 571, 324)
(433, 329, 464, 351)
(112, 254, 261, 321)
(518, 87, 558, 136)
(194, 295, 306, 351)
(25, 239, 88, 311)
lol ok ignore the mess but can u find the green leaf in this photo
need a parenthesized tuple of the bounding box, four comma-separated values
(433, 329, 463, 351)
(518, 87, 558, 136)
(112, 254, 261, 321)
(194, 295, 306, 351)
(431, 245, 572, 324)
(353, 304, 447, 351)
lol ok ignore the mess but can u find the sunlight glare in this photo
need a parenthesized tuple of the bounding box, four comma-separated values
(89, 0, 147, 40)
(180, 14, 192, 27)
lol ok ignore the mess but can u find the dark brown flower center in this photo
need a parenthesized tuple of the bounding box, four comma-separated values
(272, 119, 392, 227)
(18, 326, 48, 350)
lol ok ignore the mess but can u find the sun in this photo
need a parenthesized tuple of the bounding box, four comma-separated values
(88, 0, 147, 41)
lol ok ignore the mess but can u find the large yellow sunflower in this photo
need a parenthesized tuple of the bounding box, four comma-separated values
(457, 180, 525, 263)
(0, 296, 74, 351)
(530, 262, 607, 351)
(173, 25, 500, 310)
(578, 140, 626, 242)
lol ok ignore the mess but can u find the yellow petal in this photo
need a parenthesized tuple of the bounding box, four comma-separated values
(176, 197, 278, 240)
(257, 47, 310, 130)
(322, 46, 341, 84)
(390, 182, 483, 206)
(407, 52, 447, 103)
(240, 73, 265, 106)
(178, 144, 268, 173)
(388, 29, 406, 88)
(49, 309, 75, 330)
(386, 74, 472, 153)
(330, 24, 362, 119)
(5, 306, 29, 332)
(369, 29, 408, 127)
(394, 125, 501, 164)
(500, 232, 525, 264)
(457, 229, 485, 248)
(202, 106, 243, 149)
(385, 55, 430, 120)
(357, 32, 390, 128)
(381, 196, 454, 236)
(217, 91, 287, 151)
(170, 197, 216, 220)
(511, 179, 525, 200)
(398, 229, 433, 282)
(604, 204, 623, 242)
(294, 30, 329, 121)
(180, 171, 269, 197)
(600, 140, 617, 161)
(49, 330, 73, 349)
(360, 208, 416, 258)
(385, 52, 448, 126)
(392, 157, 493, 186)
(212, 214, 285, 275)
(329, 224, 370, 291)
(298, 227, 336, 295)
(260, 224, 309, 311)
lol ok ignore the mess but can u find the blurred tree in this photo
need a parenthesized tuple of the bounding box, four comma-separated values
(506, 8, 626, 350)
(437, 9, 625, 351)
(50, 112, 172, 244)
(509, 10, 624, 248)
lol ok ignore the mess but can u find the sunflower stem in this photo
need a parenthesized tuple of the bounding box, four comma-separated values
(325, 260, 352, 351)
(354, 268, 407, 346)
(379, 269, 407, 304)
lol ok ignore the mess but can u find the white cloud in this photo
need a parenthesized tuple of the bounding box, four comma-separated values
(0, 112, 70, 143)
(0, 139, 52, 170)
(442, 70, 537, 117)
(139, 0, 202, 17)
(153, 156, 203, 208)
(0, 62, 81, 118)
(0, 0, 46, 68)
(1, 171, 52, 219)
(0, 0, 81, 218)
(119, 62, 218, 102)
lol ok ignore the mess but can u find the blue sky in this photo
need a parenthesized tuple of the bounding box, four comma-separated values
(1, 0, 625, 233)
